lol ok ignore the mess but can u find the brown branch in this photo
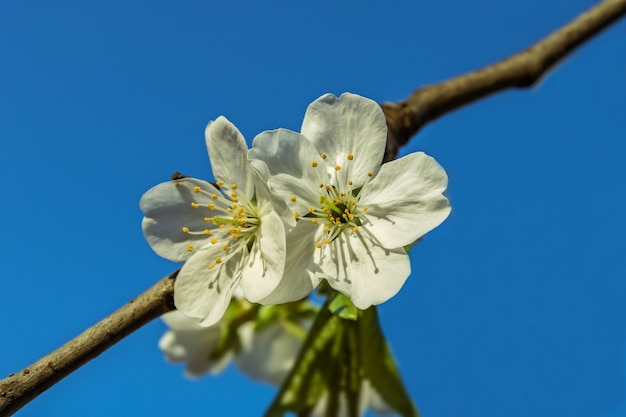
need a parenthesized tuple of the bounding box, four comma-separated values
(2, 0, 626, 415)
(381, 0, 626, 161)
(0, 270, 178, 416)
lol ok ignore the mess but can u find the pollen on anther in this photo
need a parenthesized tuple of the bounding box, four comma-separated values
(293, 211, 300, 218)
(311, 218, 318, 224)
(347, 154, 354, 160)
(348, 180, 353, 185)
(321, 153, 327, 160)
(363, 207, 369, 212)
(204, 217, 212, 222)
(210, 238, 217, 244)
(208, 203, 216, 210)
(367, 172, 373, 177)
(216, 181, 225, 186)
(231, 192, 237, 199)
(191, 202, 199, 208)
(231, 184, 238, 190)
(323, 238, 331, 244)
(182, 227, 189, 233)
(193, 186, 201, 193)
(231, 233, 238, 239)
(208, 264, 215, 270)
(335, 165, 341, 171)
(316, 242, 322, 249)
(290, 196, 297, 202)
(211, 194, 218, 200)
(308, 207, 315, 213)
(186, 246, 194, 252)
(311, 161, 318, 168)
(222, 245, 229, 251)
(215, 257, 223, 264)
(203, 229, 211, 235)
(219, 224, 225, 229)
(352, 226, 358, 232)
(319, 183, 324, 188)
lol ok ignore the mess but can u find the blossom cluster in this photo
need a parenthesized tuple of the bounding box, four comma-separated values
(141, 92, 451, 327)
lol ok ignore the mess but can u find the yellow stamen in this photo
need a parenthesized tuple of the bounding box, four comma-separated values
(321, 153, 327, 159)
(215, 257, 222, 264)
(347, 154, 354, 160)
(290, 196, 297, 202)
(323, 238, 331, 244)
(191, 202, 199, 208)
(311, 161, 318, 168)
(204, 217, 212, 222)
(293, 211, 300, 218)
(367, 172, 373, 177)
(211, 194, 218, 200)
(231, 184, 238, 190)
(316, 242, 322, 248)
(319, 183, 324, 188)
(308, 207, 315, 213)
(208, 203, 215, 210)
(193, 186, 200, 193)
(335, 165, 341, 171)
(186, 246, 194, 252)
(208, 263, 215, 270)
(348, 180, 353, 185)
(222, 245, 229, 251)
(363, 207, 369, 212)
(311, 218, 318, 224)
(216, 181, 224, 186)
(182, 227, 189, 233)
(203, 229, 211, 235)
(352, 226, 358, 232)
(210, 238, 217, 244)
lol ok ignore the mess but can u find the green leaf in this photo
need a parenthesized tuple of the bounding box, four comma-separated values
(328, 292, 359, 321)
(358, 307, 420, 417)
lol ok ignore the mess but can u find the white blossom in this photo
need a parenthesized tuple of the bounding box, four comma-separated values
(141, 116, 293, 326)
(250, 92, 451, 309)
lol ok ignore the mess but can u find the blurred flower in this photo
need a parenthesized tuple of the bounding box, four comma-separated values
(250, 92, 451, 309)
(158, 309, 306, 385)
(141, 116, 293, 326)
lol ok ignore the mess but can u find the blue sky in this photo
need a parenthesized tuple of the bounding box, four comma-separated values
(1, 1, 625, 416)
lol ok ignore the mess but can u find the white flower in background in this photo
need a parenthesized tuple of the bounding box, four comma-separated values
(159, 310, 231, 378)
(158, 310, 306, 384)
(250, 92, 451, 309)
(141, 117, 293, 326)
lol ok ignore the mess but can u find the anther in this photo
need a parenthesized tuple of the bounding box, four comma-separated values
(335, 165, 341, 171)
(308, 207, 315, 213)
(208, 264, 215, 270)
(211, 194, 218, 200)
(204, 217, 212, 222)
(182, 227, 189, 233)
(231, 192, 237, 199)
(367, 172, 373, 177)
(312, 218, 318, 224)
(312, 161, 318, 168)
(215, 257, 223, 264)
(323, 238, 331, 244)
(231, 233, 238, 239)
(222, 245, 229, 251)
(321, 153, 327, 159)
(231, 184, 238, 190)
(193, 186, 201, 193)
(319, 183, 324, 188)
(352, 226, 358, 232)
(363, 207, 369, 212)
(210, 238, 217, 244)
(191, 202, 199, 208)
(203, 229, 211, 235)
(208, 203, 216, 210)
(293, 211, 300, 218)
(216, 181, 224, 186)
(348, 180, 353, 185)
(347, 154, 354, 160)
(316, 242, 322, 248)
(219, 224, 225, 229)
(187, 246, 194, 252)
(290, 196, 297, 202)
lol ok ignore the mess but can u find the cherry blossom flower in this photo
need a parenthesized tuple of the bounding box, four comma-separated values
(250, 92, 451, 309)
(141, 117, 293, 326)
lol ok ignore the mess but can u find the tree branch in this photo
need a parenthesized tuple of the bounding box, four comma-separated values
(381, 0, 626, 161)
(2, 0, 626, 415)
(0, 270, 178, 416)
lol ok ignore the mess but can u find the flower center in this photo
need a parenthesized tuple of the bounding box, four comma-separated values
(181, 182, 260, 273)
(294, 152, 372, 250)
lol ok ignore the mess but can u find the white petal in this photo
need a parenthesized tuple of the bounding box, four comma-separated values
(158, 311, 229, 378)
(301, 93, 387, 186)
(140, 178, 223, 262)
(260, 221, 321, 304)
(316, 231, 410, 309)
(241, 212, 286, 302)
(205, 116, 254, 199)
(359, 152, 451, 248)
(236, 321, 304, 386)
(250, 128, 325, 181)
(253, 172, 296, 227)
(174, 245, 244, 327)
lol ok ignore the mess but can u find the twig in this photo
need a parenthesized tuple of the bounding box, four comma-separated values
(0, 270, 178, 416)
(381, 0, 626, 161)
(2, 0, 626, 414)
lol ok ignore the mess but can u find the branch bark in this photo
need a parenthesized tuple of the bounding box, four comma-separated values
(0, 270, 178, 416)
(381, 0, 626, 161)
(2, 0, 626, 415)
